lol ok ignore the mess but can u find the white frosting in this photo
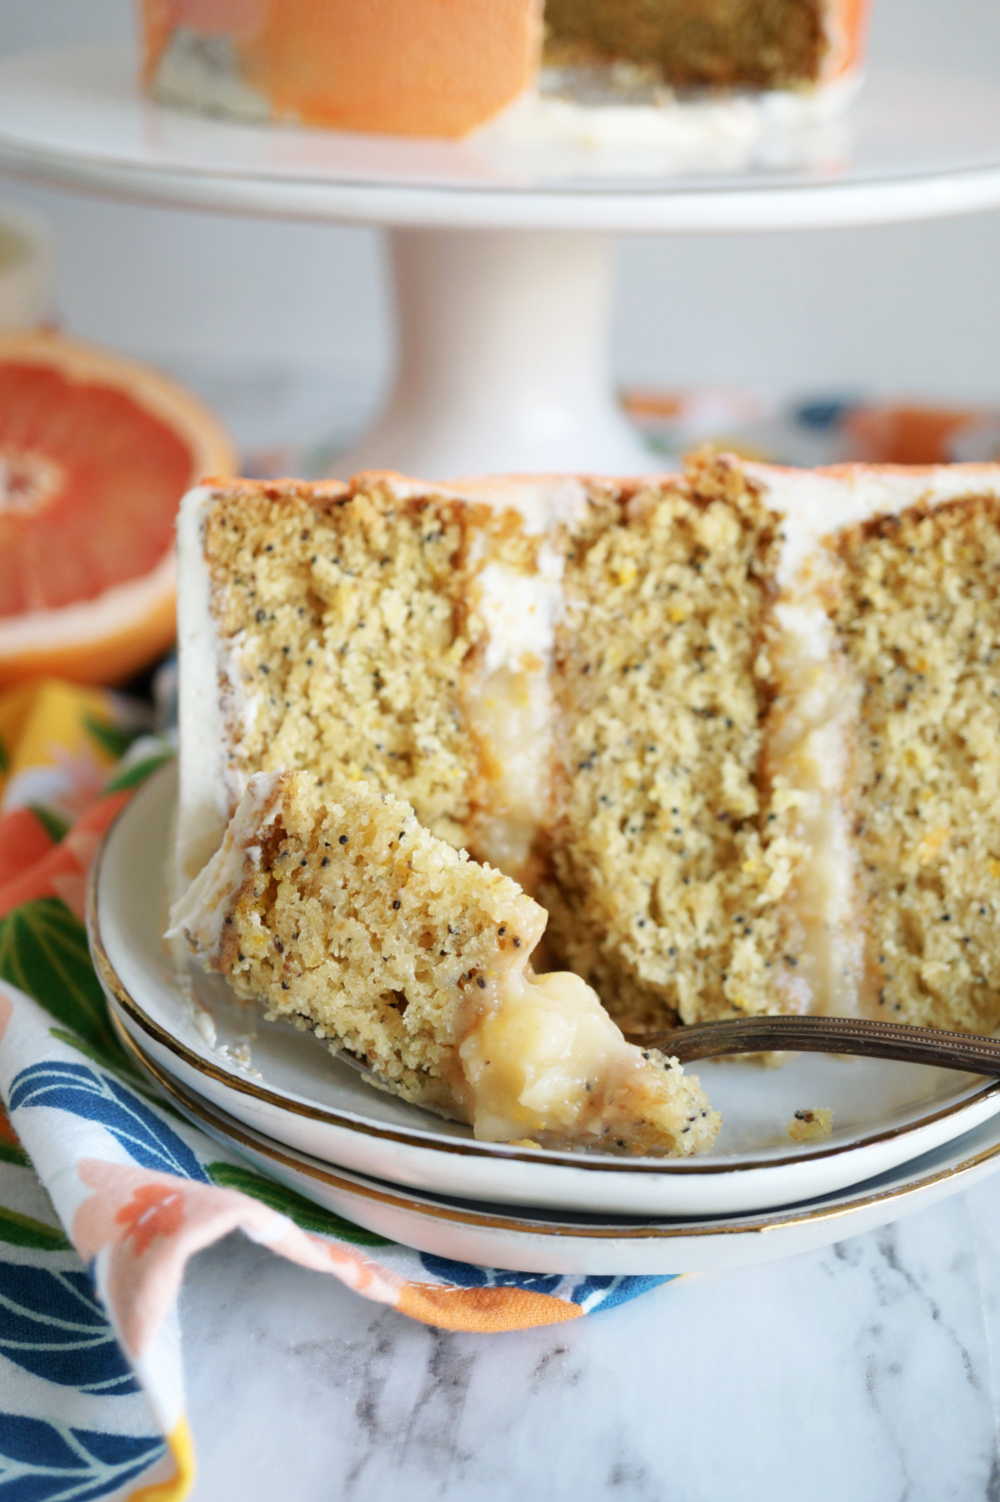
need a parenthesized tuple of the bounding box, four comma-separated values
(167, 771, 283, 958)
(752, 463, 1000, 590)
(484, 78, 763, 171)
(175, 484, 259, 889)
(753, 470, 878, 1016)
(477, 546, 564, 677)
(768, 600, 863, 1015)
(476, 62, 861, 177)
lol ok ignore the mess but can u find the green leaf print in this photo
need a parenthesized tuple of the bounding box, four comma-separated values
(0, 1138, 28, 1169)
(82, 715, 146, 763)
(206, 1161, 391, 1246)
(103, 750, 173, 794)
(27, 805, 70, 845)
(49, 1027, 138, 1083)
(0, 1204, 70, 1251)
(0, 898, 120, 1059)
(0, 737, 8, 773)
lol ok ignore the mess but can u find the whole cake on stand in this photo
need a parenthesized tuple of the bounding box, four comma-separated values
(140, 0, 870, 137)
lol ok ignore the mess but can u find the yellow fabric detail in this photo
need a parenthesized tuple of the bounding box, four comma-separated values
(0, 679, 115, 800)
(129, 1418, 196, 1501)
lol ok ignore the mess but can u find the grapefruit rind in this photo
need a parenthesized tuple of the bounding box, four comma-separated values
(0, 331, 235, 687)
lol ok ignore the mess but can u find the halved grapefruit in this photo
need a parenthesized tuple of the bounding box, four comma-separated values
(0, 330, 235, 686)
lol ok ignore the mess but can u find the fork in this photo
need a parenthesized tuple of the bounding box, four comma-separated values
(625, 1014, 1000, 1076)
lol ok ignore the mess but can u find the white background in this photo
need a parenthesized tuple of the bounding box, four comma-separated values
(2, 0, 1000, 454)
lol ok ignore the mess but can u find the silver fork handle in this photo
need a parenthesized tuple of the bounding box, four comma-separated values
(627, 1014, 1000, 1075)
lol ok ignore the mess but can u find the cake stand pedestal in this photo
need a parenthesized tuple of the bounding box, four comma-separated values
(3, 45, 1000, 476)
(342, 228, 645, 475)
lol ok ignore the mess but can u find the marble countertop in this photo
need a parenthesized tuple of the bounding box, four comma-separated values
(179, 1175, 1000, 1502)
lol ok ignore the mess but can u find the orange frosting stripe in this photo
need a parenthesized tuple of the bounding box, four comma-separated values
(241, 0, 542, 138)
(823, 0, 872, 81)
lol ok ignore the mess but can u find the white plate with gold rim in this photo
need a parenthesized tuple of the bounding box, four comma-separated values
(89, 764, 1000, 1219)
(116, 1016, 1000, 1277)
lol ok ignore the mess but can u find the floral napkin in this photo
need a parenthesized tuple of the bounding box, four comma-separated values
(0, 680, 673, 1501)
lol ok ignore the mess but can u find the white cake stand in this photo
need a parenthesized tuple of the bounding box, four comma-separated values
(3, 44, 1000, 476)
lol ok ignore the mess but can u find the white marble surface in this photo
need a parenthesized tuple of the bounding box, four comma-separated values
(179, 1178, 1000, 1502)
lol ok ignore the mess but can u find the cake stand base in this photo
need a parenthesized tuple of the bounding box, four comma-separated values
(331, 228, 651, 479)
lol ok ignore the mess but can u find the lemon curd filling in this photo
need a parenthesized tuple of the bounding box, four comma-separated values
(458, 968, 716, 1149)
(463, 551, 565, 885)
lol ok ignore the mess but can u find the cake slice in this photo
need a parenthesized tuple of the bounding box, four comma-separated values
(174, 471, 589, 893)
(169, 771, 720, 1155)
(542, 457, 808, 1032)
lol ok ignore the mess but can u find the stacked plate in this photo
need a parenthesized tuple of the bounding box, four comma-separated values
(88, 765, 1000, 1276)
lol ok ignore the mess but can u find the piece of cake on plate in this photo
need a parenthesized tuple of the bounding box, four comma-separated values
(173, 455, 1000, 1048)
(169, 770, 720, 1154)
(140, 0, 870, 137)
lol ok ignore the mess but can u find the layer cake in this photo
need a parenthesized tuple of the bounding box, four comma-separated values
(174, 456, 1000, 1047)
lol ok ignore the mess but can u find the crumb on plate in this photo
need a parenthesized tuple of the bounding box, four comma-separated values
(787, 1107, 833, 1143)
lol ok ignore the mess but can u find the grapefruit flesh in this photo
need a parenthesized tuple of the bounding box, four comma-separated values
(0, 332, 235, 687)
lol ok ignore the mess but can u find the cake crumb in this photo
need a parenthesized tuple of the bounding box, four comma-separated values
(787, 1107, 833, 1143)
